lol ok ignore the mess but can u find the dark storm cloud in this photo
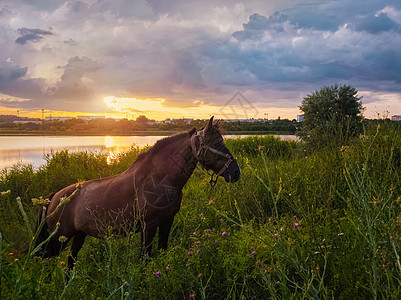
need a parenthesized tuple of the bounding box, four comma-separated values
(0, 60, 27, 85)
(350, 12, 401, 34)
(15, 27, 53, 45)
(233, 12, 292, 40)
(223, 3, 401, 96)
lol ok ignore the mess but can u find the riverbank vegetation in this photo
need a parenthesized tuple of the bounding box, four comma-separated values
(1, 119, 401, 299)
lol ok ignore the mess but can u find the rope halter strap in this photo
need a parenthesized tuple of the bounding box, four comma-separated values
(191, 131, 234, 186)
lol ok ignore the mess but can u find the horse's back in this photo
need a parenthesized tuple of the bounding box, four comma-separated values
(46, 171, 138, 238)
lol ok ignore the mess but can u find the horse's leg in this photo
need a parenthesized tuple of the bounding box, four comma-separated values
(67, 231, 87, 271)
(158, 218, 174, 250)
(143, 223, 157, 257)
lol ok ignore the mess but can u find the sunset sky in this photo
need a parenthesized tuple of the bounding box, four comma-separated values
(0, 0, 400, 120)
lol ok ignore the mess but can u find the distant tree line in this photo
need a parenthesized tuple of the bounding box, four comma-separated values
(0, 114, 297, 135)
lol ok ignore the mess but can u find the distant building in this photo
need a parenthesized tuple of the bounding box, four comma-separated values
(13, 120, 42, 124)
(172, 118, 194, 124)
(297, 115, 304, 122)
(391, 115, 401, 121)
(77, 115, 106, 120)
(45, 116, 74, 121)
(223, 118, 266, 123)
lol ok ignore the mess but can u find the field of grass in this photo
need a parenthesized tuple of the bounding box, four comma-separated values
(1, 122, 401, 299)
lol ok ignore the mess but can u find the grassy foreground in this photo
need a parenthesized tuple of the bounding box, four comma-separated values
(1, 123, 401, 299)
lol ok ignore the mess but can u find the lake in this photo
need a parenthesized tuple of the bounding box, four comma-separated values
(0, 134, 298, 170)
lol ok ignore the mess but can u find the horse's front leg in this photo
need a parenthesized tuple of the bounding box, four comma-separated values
(143, 222, 157, 257)
(158, 218, 174, 250)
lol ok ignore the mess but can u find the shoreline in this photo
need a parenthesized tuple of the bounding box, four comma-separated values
(0, 130, 295, 136)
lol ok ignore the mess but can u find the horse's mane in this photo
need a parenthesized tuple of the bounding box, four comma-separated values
(135, 128, 196, 162)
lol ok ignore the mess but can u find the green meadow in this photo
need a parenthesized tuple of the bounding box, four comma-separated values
(1, 121, 401, 299)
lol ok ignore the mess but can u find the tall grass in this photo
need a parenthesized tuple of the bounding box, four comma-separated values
(1, 126, 401, 298)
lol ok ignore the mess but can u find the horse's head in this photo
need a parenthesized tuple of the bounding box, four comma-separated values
(191, 116, 240, 183)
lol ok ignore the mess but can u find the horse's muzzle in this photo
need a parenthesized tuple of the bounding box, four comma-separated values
(222, 160, 240, 183)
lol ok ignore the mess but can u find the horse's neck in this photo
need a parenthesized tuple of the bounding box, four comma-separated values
(128, 134, 197, 189)
(159, 135, 197, 188)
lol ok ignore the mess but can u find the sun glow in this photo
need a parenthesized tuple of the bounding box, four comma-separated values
(103, 96, 218, 120)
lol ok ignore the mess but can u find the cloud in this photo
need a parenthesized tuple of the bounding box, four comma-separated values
(0, 0, 400, 118)
(0, 59, 27, 84)
(15, 27, 53, 45)
(233, 12, 293, 41)
(349, 12, 401, 34)
(47, 56, 102, 105)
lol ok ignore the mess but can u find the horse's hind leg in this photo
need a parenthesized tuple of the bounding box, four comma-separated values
(67, 231, 87, 271)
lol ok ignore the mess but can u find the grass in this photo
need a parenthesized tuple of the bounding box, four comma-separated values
(1, 123, 401, 299)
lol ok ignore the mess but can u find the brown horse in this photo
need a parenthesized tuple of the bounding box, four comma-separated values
(35, 117, 240, 269)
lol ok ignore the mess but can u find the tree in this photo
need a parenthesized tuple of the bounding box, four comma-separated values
(298, 84, 363, 147)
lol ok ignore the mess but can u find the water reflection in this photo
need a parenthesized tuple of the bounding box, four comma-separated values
(0, 135, 165, 170)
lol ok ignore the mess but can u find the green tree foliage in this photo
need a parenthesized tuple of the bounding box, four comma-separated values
(298, 84, 363, 147)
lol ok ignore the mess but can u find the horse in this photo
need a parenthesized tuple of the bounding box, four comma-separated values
(34, 116, 240, 269)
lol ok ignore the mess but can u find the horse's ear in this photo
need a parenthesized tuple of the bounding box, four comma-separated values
(204, 116, 214, 132)
(188, 127, 196, 135)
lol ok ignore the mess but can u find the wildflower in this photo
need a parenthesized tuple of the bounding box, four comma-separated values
(274, 233, 279, 237)
(293, 222, 299, 228)
(372, 197, 382, 205)
(155, 271, 161, 277)
(214, 239, 218, 243)
(222, 231, 227, 237)
(293, 215, 297, 219)
(196, 249, 200, 254)
(165, 265, 170, 271)
(187, 251, 191, 256)
(58, 236, 68, 243)
(251, 251, 257, 256)
(1, 190, 11, 196)
(32, 196, 50, 207)
(220, 218, 224, 223)
(193, 232, 196, 235)
(189, 293, 194, 299)
(197, 273, 202, 278)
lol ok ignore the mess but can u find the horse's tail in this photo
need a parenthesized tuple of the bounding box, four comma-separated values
(33, 193, 56, 257)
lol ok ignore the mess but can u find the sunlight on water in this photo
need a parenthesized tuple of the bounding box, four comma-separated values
(104, 136, 115, 148)
(0, 135, 166, 169)
(104, 136, 123, 165)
